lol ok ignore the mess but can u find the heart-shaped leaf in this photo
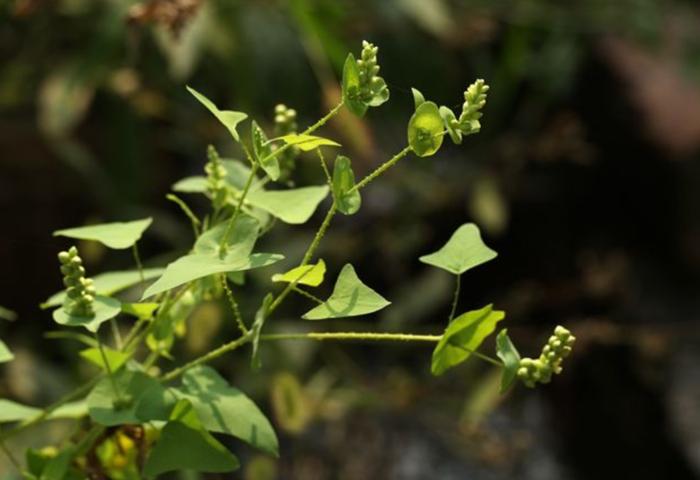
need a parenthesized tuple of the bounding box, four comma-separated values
(144, 399, 239, 477)
(54, 218, 152, 250)
(252, 120, 280, 180)
(431, 304, 504, 376)
(52, 296, 121, 333)
(419, 223, 497, 275)
(332, 155, 361, 215)
(302, 264, 390, 320)
(246, 186, 329, 224)
(272, 260, 326, 287)
(495, 329, 521, 393)
(187, 86, 247, 142)
(407, 101, 444, 157)
(342, 53, 368, 117)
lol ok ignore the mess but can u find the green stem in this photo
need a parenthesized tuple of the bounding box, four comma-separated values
(132, 243, 145, 284)
(261, 332, 441, 343)
(160, 331, 253, 383)
(166, 193, 201, 238)
(318, 149, 332, 186)
(454, 345, 504, 368)
(0, 435, 20, 472)
(219, 161, 259, 254)
(350, 145, 413, 193)
(94, 333, 121, 401)
(221, 274, 247, 335)
(448, 274, 461, 323)
(260, 101, 344, 167)
(292, 286, 324, 304)
(110, 318, 123, 350)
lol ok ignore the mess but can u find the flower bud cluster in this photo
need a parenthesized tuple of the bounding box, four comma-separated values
(205, 145, 228, 210)
(518, 326, 575, 388)
(356, 41, 388, 103)
(58, 246, 95, 317)
(274, 104, 297, 135)
(451, 79, 489, 136)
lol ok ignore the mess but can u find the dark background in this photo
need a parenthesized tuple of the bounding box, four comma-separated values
(1, 0, 699, 479)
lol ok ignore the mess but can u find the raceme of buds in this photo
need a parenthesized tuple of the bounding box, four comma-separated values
(518, 325, 576, 388)
(58, 246, 95, 317)
(457, 79, 489, 135)
(356, 40, 389, 104)
(273, 104, 297, 136)
(205, 145, 228, 210)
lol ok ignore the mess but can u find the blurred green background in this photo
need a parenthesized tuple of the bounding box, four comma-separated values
(1, 0, 700, 479)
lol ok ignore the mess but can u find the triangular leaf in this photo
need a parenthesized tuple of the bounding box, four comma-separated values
(431, 305, 504, 376)
(0, 339, 13, 363)
(53, 218, 152, 250)
(42, 268, 164, 309)
(87, 368, 164, 426)
(302, 264, 390, 320)
(342, 53, 368, 117)
(272, 260, 326, 287)
(52, 296, 121, 333)
(278, 134, 341, 152)
(246, 186, 329, 224)
(407, 101, 444, 157)
(144, 399, 239, 477)
(252, 120, 280, 181)
(419, 223, 497, 275)
(79, 346, 130, 372)
(187, 86, 247, 142)
(495, 329, 521, 393)
(332, 155, 361, 215)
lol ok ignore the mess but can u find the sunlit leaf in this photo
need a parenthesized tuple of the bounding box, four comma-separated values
(342, 53, 368, 117)
(79, 346, 130, 372)
(278, 134, 341, 152)
(172, 176, 208, 193)
(246, 186, 329, 224)
(407, 101, 444, 157)
(439, 105, 463, 144)
(272, 260, 326, 287)
(187, 86, 247, 142)
(0, 339, 13, 363)
(495, 329, 521, 393)
(252, 120, 280, 181)
(419, 223, 497, 275)
(144, 399, 239, 477)
(53, 218, 152, 250)
(42, 268, 164, 309)
(87, 369, 164, 426)
(121, 302, 159, 320)
(52, 296, 121, 333)
(431, 305, 504, 375)
(302, 264, 390, 320)
(332, 155, 361, 215)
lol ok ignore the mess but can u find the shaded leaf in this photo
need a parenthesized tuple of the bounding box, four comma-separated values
(0, 400, 86, 424)
(53, 218, 152, 250)
(341, 53, 368, 117)
(407, 101, 444, 157)
(0, 306, 17, 321)
(496, 329, 521, 393)
(0, 339, 13, 363)
(144, 399, 239, 477)
(419, 223, 497, 275)
(431, 305, 504, 375)
(187, 86, 247, 142)
(278, 134, 341, 152)
(87, 369, 164, 426)
(52, 296, 121, 333)
(252, 120, 280, 181)
(332, 155, 361, 215)
(272, 260, 326, 287)
(302, 264, 390, 320)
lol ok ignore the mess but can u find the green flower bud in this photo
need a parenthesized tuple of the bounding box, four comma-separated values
(518, 325, 575, 388)
(57, 246, 96, 318)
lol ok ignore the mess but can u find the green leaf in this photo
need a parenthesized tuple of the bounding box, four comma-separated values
(431, 305, 504, 376)
(53, 218, 152, 250)
(181, 367, 278, 455)
(52, 296, 121, 333)
(419, 223, 497, 275)
(407, 101, 444, 157)
(251, 294, 273, 371)
(41, 446, 77, 480)
(172, 176, 208, 193)
(302, 264, 390, 320)
(87, 369, 164, 426)
(495, 329, 521, 393)
(41, 268, 165, 309)
(121, 302, 159, 320)
(332, 155, 361, 215)
(144, 399, 239, 477)
(439, 105, 463, 144)
(0, 399, 86, 424)
(142, 217, 283, 299)
(252, 120, 280, 181)
(0, 306, 17, 321)
(278, 134, 341, 152)
(367, 77, 390, 107)
(411, 88, 425, 109)
(272, 260, 326, 287)
(79, 346, 130, 372)
(0, 339, 13, 363)
(246, 186, 329, 224)
(341, 53, 368, 117)
(187, 86, 247, 142)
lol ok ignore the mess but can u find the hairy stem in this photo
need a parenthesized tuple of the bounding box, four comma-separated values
(261, 332, 441, 342)
(350, 145, 413, 193)
(219, 161, 259, 254)
(221, 274, 247, 335)
(292, 286, 324, 304)
(166, 193, 201, 238)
